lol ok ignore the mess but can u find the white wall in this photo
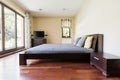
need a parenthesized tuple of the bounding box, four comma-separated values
(75, 0, 120, 56)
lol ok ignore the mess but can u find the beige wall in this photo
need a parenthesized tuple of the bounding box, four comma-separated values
(75, 0, 120, 56)
(32, 17, 74, 44)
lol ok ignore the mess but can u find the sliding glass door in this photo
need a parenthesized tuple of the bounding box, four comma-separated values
(4, 7, 16, 50)
(17, 14, 24, 48)
(0, 4, 2, 51)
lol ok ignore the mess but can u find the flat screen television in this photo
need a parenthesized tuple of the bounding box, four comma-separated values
(34, 31, 44, 38)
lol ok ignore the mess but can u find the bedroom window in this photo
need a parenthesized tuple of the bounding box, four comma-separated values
(4, 7, 16, 50)
(0, 4, 2, 51)
(61, 19, 71, 38)
(0, 2, 25, 54)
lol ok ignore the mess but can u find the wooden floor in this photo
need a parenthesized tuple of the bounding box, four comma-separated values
(0, 52, 120, 80)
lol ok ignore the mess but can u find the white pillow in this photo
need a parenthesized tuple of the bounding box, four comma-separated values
(84, 36, 93, 48)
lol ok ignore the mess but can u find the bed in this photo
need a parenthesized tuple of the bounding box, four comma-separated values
(19, 34, 103, 65)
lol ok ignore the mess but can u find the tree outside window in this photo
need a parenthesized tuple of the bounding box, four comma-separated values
(4, 7, 16, 50)
(62, 27, 70, 38)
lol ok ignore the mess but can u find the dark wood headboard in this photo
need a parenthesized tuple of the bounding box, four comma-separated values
(86, 34, 103, 53)
(96, 34, 103, 53)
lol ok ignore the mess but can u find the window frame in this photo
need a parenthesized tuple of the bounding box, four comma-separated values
(62, 27, 71, 38)
(61, 19, 72, 38)
(4, 6, 16, 50)
(16, 14, 24, 48)
(0, 2, 25, 54)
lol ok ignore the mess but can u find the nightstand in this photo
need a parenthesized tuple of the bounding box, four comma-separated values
(90, 52, 120, 77)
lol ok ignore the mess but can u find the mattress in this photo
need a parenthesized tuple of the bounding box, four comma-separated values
(25, 44, 94, 54)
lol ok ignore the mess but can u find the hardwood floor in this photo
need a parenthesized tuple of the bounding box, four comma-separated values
(0, 52, 120, 80)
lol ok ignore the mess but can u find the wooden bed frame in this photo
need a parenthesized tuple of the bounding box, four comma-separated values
(19, 34, 103, 65)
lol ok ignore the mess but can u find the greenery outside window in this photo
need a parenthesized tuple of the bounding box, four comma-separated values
(62, 27, 70, 38)
(4, 7, 16, 50)
(61, 19, 71, 38)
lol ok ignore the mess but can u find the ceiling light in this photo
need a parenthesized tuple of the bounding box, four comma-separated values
(39, 9, 43, 11)
(62, 8, 67, 11)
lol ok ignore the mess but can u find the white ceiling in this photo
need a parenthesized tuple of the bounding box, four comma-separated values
(13, 0, 85, 17)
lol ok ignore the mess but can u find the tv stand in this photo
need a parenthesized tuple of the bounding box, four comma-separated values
(31, 38, 47, 47)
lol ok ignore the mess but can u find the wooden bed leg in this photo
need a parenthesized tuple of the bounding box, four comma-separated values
(19, 54, 27, 65)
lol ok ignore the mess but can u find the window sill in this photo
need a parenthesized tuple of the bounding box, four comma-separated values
(0, 48, 25, 58)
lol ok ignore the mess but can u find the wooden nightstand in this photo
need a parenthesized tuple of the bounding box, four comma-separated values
(90, 52, 120, 77)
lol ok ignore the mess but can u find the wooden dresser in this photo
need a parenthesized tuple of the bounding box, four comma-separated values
(90, 52, 120, 77)
(32, 38, 47, 47)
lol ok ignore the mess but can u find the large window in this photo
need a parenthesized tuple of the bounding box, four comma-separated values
(4, 7, 16, 50)
(0, 4, 2, 51)
(17, 14, 24, 47)
(0, 3, 24, 54)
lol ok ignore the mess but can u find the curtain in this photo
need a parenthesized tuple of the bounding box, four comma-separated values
(61, 19, 71, 27)
(25, 12, 31, 49)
